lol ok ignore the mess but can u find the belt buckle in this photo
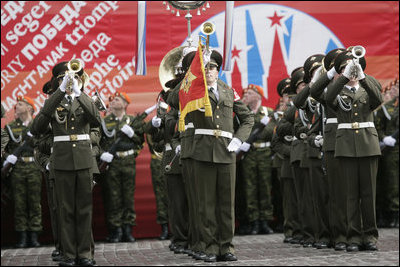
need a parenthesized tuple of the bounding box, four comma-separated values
(213, 129, 222, 138)
(70, 134, 77, 141)
(351, 122, 359, 129)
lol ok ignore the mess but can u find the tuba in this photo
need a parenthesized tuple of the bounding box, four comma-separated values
(159, 46, 186, 92)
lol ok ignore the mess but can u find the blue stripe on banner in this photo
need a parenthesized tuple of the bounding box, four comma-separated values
(136, 1, 147, 75)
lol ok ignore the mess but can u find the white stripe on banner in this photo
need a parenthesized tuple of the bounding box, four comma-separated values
(136, 1, 147, 75)
(223, 1, 234, 71)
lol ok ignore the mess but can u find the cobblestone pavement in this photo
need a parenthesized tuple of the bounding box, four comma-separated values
(1, 229, 398, 266)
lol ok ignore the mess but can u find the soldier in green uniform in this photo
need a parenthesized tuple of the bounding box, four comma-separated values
(144, 96, 170, 240)
(182, 50, 253, 262)
(237, 84, 275, 235)
(99, 91, 145, 243)
(295, 54, 332, 249)
(270, 78, 293, 237)
(32, 61, 100, 266)
(289, 68, 317, 247)
(309, 47, 348, 251)
(326, 50, 382, 252)
(3, 95, 42, 248)
(375, 80, 399, 228)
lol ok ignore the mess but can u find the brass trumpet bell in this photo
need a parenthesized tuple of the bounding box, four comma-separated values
(201, 21, 215, 35)
(351, 45, 366, 59)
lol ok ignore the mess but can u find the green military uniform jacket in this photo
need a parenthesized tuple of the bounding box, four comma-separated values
(375, 98, 399, 144)
(326, 75, 383, 157)
(100, 113, 145, 156)
(4, 118, 36, 160)
(186, 80, 254, 163)
(32, 89, 101, 170)
(310, 73, 338, 152)
(250, 106, 276, 148)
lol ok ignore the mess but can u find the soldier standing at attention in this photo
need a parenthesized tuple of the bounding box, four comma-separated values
(184, 50, 253, 262)
(237, 84, 275, 235)
(99, 91, 145, 243)
(326, 49, 382, 252)
(32, 60, 100, 266)
(3, 96, 42, 249)
(375, 79, 399, 228)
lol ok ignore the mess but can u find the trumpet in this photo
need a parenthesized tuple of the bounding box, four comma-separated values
(200, 21, 215, 52)
(66, 59, 84, 93)
(350, 45, 366, 79)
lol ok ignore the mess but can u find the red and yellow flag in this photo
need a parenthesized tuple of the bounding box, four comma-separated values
(178, 40, 212, 131)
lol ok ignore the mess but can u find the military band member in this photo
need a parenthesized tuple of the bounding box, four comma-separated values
(99, 91, 145, 243)
(326, 49, 383, 252)
(32, 61, 100, 266)
(375, 79, 399, 228)
(3, 96, 42, 248)
(309, 47, 348, 251)
(237, 84, 275, 235)
(289, 68, 317, 247)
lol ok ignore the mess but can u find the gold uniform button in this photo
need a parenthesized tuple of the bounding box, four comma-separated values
(71, 118, 75, 121)
(355, 130, 359, 134)
(216, 115, 220, 119)
(72, 144, 76, 147)
(354, 104, 357, 107)
(71, 126, 75, 130)
(216, 106, 220, 109)
(354, 113, 358, 116)
(216, 125, 220, 128)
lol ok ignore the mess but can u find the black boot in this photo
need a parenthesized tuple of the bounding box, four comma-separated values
(250, 220, 259, 235)
(122, 224, 136, 242)
(259, 220, 274, 234)
(237, 223, 251, 235)
(15, 231, 28, 248)
(29, 231, 41, 247)
(106, 227, 122, 243)
(159, 223, 169, 240)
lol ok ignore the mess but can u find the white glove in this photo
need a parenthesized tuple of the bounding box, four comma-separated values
(343, 60, 357, 80)
(239, 142, 251, 152)
(72, 77, 81, 97)
(355, 63, 365, 80)
(152, 116, 162, 128)
(59, 74, 80, 95)
(100, 152, 114, 163)
(227, 137, 242, 152)
(121, 124, 134, 138)
(45, 162, 50, 171)
(300, 133, 307, 140)
(314, 135, 324, 147)
(5, 154, 18, 165)
(284, 135, 293, 142)
(145, 104, 157, 115)
(311, 66, 323, 84)
(260, 115, 270, 126)
(175, 145, 181, 155)
(327, 67, 338, 80)
(383, 135, 396, 147)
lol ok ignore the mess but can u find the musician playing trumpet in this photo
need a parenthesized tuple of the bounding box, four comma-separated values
(325, 47, 383, 252)
(32, 60, 101, 266)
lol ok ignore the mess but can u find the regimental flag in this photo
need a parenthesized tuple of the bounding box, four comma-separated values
(178, 40, 213, 131)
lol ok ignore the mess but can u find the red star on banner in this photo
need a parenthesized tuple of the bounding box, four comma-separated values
(231, 46, 241, 59)
(267, 11, 284, 27)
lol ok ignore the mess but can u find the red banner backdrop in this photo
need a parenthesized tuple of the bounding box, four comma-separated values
(1, 1, 399, 246)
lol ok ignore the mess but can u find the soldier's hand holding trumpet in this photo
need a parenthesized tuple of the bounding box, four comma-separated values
(59, 73, 81, 96)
